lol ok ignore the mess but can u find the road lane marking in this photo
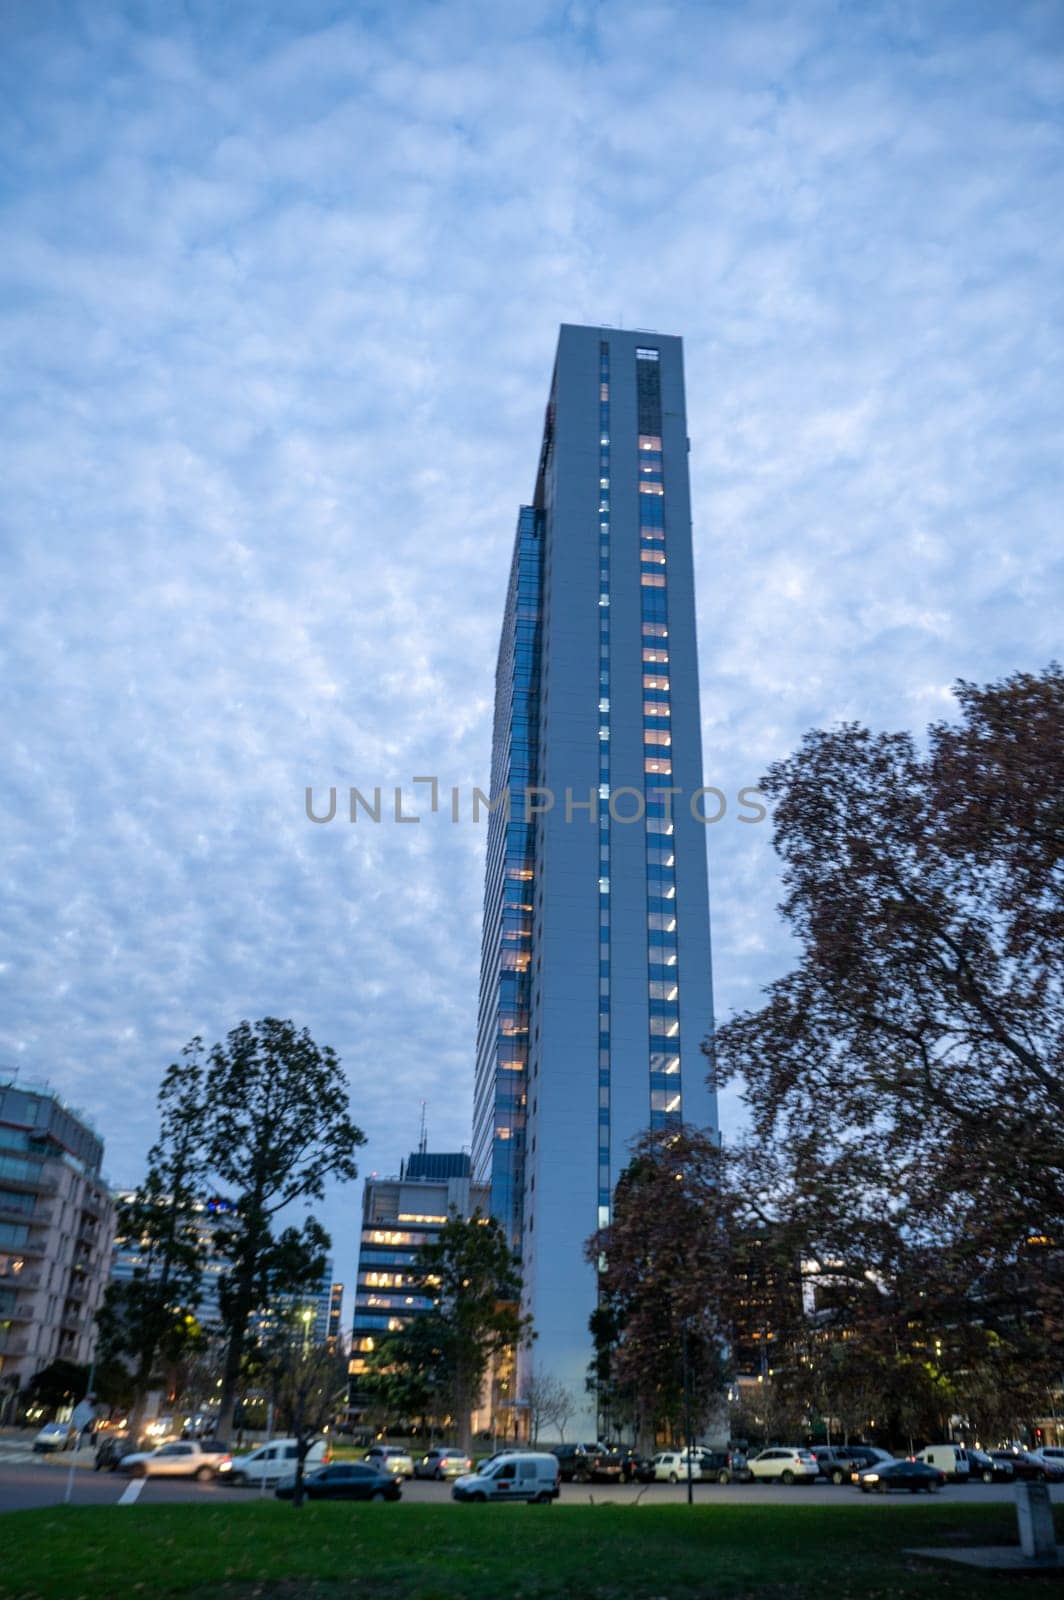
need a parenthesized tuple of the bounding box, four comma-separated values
(118, 1479, 144, 1506)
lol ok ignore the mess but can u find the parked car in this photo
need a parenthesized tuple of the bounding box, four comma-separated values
(1041, 1447, 1064, 1465)
(963, 1448, 1014, 1484)
(118, 1439, 232, 1480)
(475, 1447, 535, 1473)
(990, 1449, 1064, 1483)
(747, 1447, 820, 1485)
(642, 1450, 702, 1484)
(550, 1442, 621, 1482)
(698, 1448, 750, 1485)
(217, 1437, 329, 1487)
(275, 1462, 400, 1501)
(363, 1444, 415, 1479)
(746, 1447, 820, 1484)
(415, 1447, 474, 1480)
(857, 1459, 945, 1494)
(452, 1451, 560, 1503)
(93, 1433, 141, 1472)
(808, 1446, 853, 1485)
(32, 1422, 77, 1454)
(839, 1446, 896, 1483)
(915, 1444, 970, 1482)
(617, 1447, 651, 1483)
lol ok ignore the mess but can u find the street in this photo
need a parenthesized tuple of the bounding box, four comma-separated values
(2, 1441, 1062, 1515)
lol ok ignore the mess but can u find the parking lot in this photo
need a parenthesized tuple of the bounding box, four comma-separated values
(2, 1439, 1062, 1515)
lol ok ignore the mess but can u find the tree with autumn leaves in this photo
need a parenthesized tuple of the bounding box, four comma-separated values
(712, 664, 1064, 1443)
(595, 667, 1062, 1447)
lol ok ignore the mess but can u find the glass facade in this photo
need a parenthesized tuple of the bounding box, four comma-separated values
(472, 506, 543, 1247)
(476, 327, 717, 1431)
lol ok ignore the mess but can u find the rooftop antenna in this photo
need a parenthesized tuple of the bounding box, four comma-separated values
(418, 1101, 428, 1155)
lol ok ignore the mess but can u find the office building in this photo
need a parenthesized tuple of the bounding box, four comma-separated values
(348, 1150, 487, 1413)
(473, 326, 718, 1430)
(0, 1079, 115, 1411)
(112, 1196, 341, 1349)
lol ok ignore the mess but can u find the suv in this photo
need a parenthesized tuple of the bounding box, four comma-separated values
(698, 1448, 749, 1485)
(747, 1447, 820, 1484)
(808, 1447, 852, 1485)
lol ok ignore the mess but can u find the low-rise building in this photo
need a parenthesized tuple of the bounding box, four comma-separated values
(0, 1079, 114, 1412)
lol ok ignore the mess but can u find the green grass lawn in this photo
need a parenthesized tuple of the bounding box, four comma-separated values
(0, 1501, 1060, 1600)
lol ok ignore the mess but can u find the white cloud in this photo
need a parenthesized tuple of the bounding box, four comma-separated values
(0, 0, 1061, 1283)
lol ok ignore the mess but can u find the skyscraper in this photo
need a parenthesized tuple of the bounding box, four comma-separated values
(474, 325, 718, 1431)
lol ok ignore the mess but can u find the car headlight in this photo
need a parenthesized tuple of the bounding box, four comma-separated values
(865, 1473, 879, 1482)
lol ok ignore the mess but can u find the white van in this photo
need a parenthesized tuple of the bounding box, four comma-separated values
(220, 1437, 330, 1487)
(452, 1451, 560, 1503)
(916, 1444, 969, 1482)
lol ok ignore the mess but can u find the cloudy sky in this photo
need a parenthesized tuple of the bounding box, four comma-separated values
(2, 0, 1061, 1300)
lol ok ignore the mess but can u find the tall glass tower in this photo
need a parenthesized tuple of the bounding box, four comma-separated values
(473, 325, 718, 1430)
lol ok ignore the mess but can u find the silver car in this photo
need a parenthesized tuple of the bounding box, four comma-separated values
(364, 1444, 415, 1479)
(414, 1446, 474, 1480)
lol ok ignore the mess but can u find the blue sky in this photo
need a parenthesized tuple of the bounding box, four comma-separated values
(2, 0, 1062, 1304)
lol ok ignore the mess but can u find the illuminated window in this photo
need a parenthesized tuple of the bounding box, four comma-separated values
(600, 384, 609, 400)
(641, 550, 666, 565)
(639, 434, 662, 449)
(643, 647, 669, 662)
(644, 730, 671, 747)
(397, 1214, 447, 1224)
(638, 482, 664, 496)
(641, 574, 666, 588)
(643, 622, 668, 638)
(644, 702, 670, 719)
(643, 675, 670, 691)
(645, 757, 672, 774)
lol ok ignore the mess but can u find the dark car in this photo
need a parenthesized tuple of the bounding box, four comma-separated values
(617, 1448, 651, 1483)
(964, 1448, 1014, 1484)
(93, 1434, 141, 1473)
(275, 1462, 401, 1501)
(551, 1443, 621, 1482)
(697, 1448, 750, 1485)
(991, 1449, 1064, 1483)
(857, 1459, 945, 1494)
(808, 1446, 853, 1485)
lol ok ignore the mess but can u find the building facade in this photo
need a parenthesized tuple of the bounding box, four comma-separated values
(0, 1080, 115, 1409)
(348, 1151, 488, 1414)
(473, 325, 719, 1430)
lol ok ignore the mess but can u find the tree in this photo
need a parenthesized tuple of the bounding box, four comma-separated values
(25, 1359, 89, 1416)
(712, 665, 1064, 1415)
(363, 1315, 449, 1438)
(266, 1325, 349, 1509)
(412, 1210, 530, 1451)
(520, 1365, 575, 1444)
(95, 1041, 209, 1436)
(587, 1128, 731, 1450)
(206, 1018, 365, 1440)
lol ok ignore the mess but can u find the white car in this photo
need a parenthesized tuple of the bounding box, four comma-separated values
(118, 1439, 233, 1480)
(363, 1445, 415, 1478)
(32, 1422, 76, 1453)
(452, 1451, 560, 1503)
(916, 1444, 970, 1482)
(747, 1447, 820, 1484)
(217, 1437, 329, 1487)
(646, 1450, 706, 1483)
